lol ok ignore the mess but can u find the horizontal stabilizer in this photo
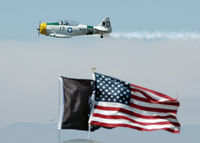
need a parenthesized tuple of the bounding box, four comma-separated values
(95, 26, 108, 32)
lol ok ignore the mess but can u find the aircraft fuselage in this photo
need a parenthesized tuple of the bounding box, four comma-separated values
(37, 17, 112, 38)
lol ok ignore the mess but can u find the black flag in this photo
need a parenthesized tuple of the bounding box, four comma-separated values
(58, 76, 99, 131)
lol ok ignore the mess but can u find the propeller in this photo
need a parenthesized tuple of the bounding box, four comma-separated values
(37, 21, 41, 37)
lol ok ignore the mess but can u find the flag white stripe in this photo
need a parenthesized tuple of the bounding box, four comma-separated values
(130, 98, 178, 110)
(93, 109, 179, 123)
(131, 106, 176, 117)
(91, 116, 179, 130)
(131, 91, 146, 98)
(131, 86, 169, 101)
(131, 91, 179, 105)
(95, 102, 177, 117)
(90, 73, 180, 133)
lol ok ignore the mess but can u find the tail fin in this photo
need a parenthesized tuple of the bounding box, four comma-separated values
(99, 17, 112, 32)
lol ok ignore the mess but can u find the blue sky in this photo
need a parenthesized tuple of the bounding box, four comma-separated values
(0, 0, 200, 143)
(1, 0, 200, 40)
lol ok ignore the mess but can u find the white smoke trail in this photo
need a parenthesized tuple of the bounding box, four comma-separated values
(110, 31, 200, 40)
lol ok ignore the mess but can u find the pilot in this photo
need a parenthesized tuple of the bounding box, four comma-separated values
(60, 21, 63, 25)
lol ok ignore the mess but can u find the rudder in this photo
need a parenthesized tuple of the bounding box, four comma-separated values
(99, 17, 112, 32)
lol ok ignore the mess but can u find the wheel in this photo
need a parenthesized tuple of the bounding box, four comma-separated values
(100, 35, 103, 38)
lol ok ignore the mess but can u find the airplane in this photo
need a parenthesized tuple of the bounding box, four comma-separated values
(37, 17, 112, 38)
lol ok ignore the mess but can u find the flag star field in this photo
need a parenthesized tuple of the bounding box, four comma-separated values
(95, 73, 131, 105)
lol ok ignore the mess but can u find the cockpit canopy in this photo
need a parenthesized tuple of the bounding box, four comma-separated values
(59, 20, 79, 26)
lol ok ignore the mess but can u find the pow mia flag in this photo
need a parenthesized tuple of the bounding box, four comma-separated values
(58, 76, 99, 131)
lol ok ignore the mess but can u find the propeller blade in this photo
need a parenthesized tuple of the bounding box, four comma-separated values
(37, 20, 41, 38)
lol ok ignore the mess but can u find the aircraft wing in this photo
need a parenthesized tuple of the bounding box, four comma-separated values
(49, 33, 71, 38)
(95, 26, 108, 32)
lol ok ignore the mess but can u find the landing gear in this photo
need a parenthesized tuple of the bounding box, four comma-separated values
(100, 35, 103, 38)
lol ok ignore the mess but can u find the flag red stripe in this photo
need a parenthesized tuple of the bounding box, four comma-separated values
(130, 84, 176, 101)
(94, 105, 178, 119)
(130, 88, 156, 101)
(130, 94, 180, 106)
(90, 121, 180, 133)
(90, 73, 180, 133)
(130, 103, 177, 114)
(92, 113, 180, 127)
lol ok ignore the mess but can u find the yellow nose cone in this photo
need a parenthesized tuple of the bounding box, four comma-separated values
(40, 23, 47, 35)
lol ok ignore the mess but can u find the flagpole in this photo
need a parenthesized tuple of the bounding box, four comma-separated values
(88, 124, 91, 140)
(88, 67, 97, 140)
(58, 76, 63, 143)
(58, 129, 60, 143)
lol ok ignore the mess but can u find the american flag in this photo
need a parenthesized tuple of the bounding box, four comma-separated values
(89, 73, 180, 133)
